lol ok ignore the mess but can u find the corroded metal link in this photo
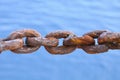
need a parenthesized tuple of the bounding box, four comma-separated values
(11, 45, 40, 54)
(3, 29, 40, 40)
(63, 35, 95, 46)
(98, 32, 120, 49)
(26, 37, 58, 47)
(45, 31, 76, 54)
(45, 31, 76, 39)
(4, 29, 41, 53)
(104, 43, 120, 49)
(83, 30, 107, 38)
(0, 39, 23, 53)
(82, 45, 109, 54)
(80, 30, 109, 54)
(82, 31, 120, 54)
(98, 32, 120, 44)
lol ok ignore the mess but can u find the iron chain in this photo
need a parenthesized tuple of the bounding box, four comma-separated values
(0, 29, 120, 54)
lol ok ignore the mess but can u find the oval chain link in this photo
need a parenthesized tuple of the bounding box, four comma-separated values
(3, 29, 41, 53)
(44, 31, 77, 54)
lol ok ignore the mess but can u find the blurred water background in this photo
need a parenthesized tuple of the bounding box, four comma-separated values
(0, 0, 120, 80)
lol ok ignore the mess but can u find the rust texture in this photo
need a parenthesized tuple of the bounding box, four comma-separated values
(3, 29, 41, 53)
(0, 39, 23, 53)
(98, 32, 120, 44)
(82, 45, 108, 54)
(83, 30, 107, 38)
(63, 35, 95, 46)
(45, 31, 76, 54)
(26, 37, 58, 47)
(0, 29, 120, 54)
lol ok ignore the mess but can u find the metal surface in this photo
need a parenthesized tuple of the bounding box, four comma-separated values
(0, 29, 120, 54)
(45, 31, 76, 54)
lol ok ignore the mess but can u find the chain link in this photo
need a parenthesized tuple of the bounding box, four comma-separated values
(44, 31, 76, 54)
(0, 29, 120, 54)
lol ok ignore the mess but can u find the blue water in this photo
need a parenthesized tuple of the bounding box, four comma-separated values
(0, 0, 120, 80)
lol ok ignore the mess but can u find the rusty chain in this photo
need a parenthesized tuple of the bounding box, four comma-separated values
(0, 29, 120, 54)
